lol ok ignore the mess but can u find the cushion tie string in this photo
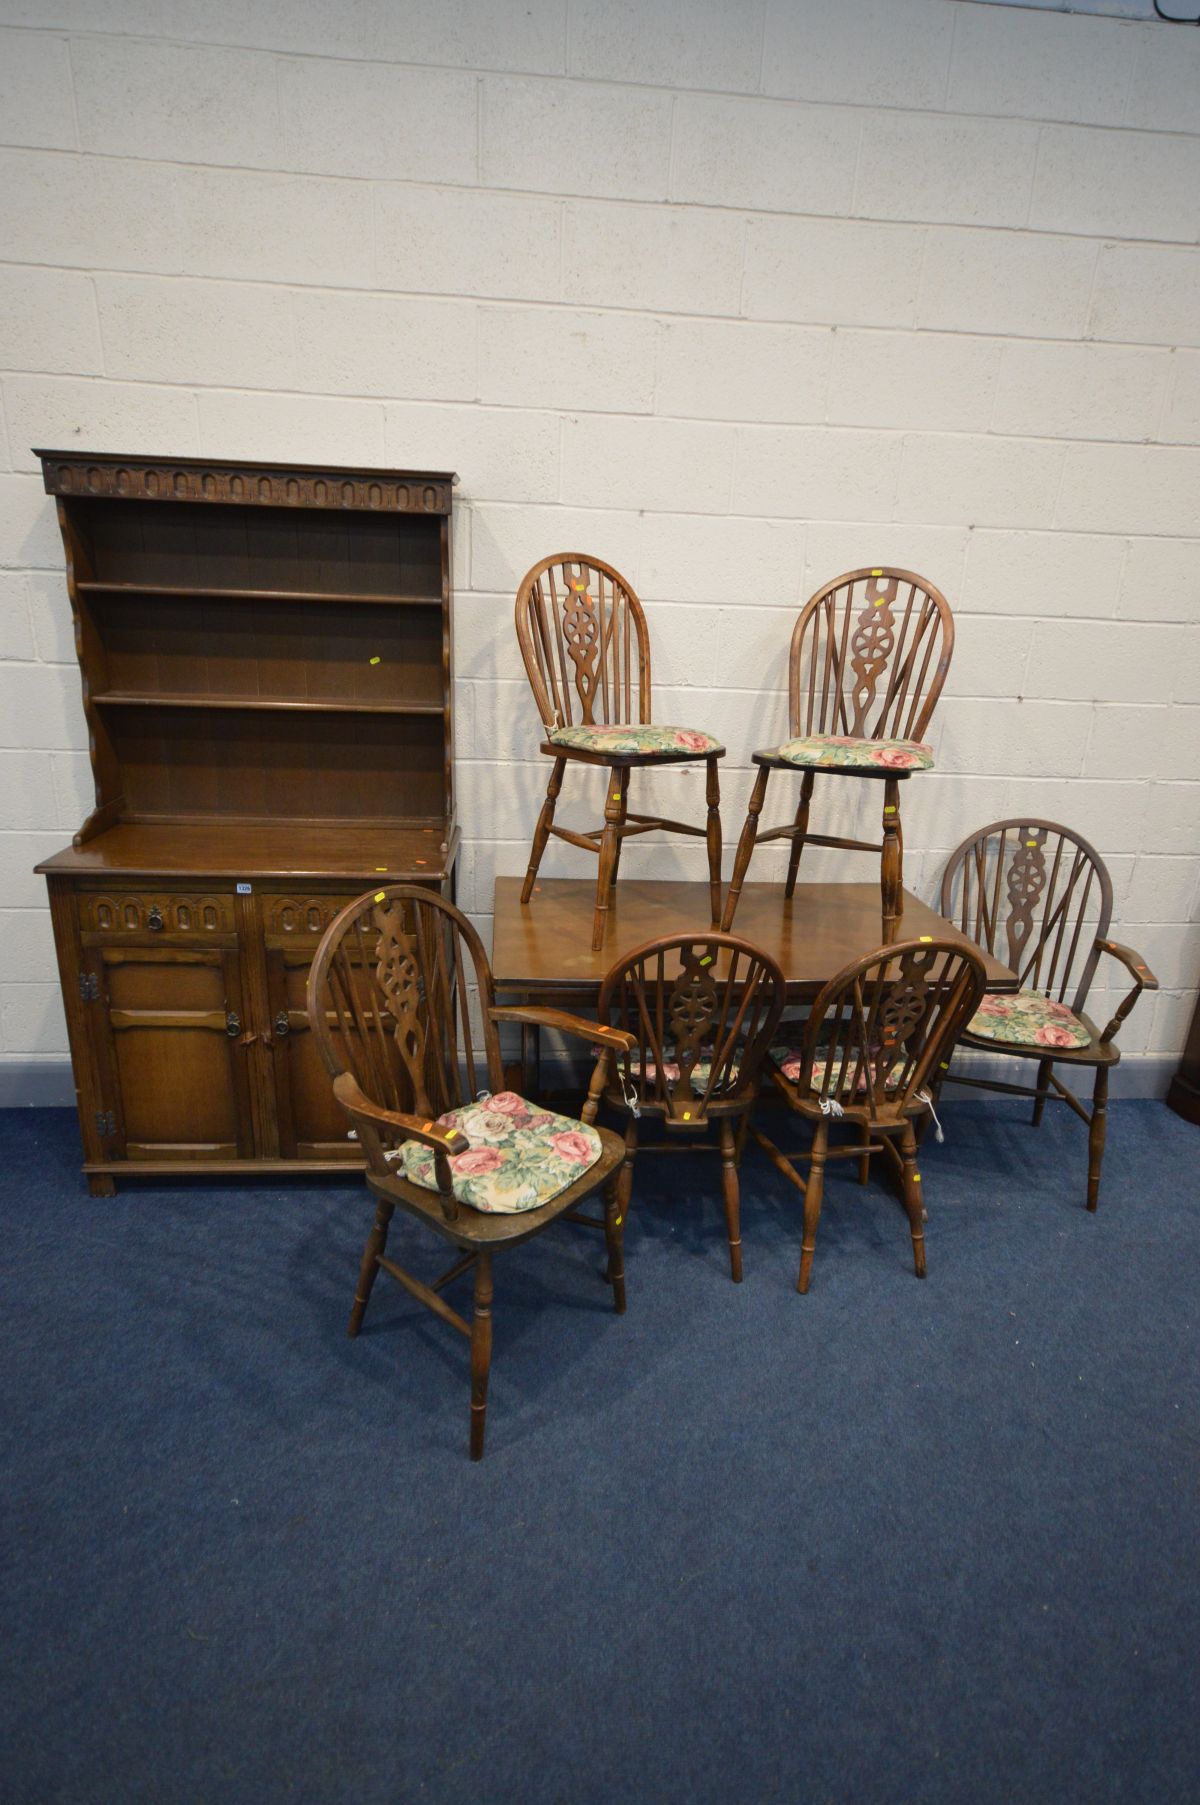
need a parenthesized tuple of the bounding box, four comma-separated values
(819, 1096, 845, 1119)
(917, 1090, 945, 1144)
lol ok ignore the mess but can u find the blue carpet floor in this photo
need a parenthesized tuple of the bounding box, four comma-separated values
(2, 1099, 1197, 1805)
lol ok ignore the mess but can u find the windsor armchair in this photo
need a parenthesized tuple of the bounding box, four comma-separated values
(752, 939, 986, 1292)
(306, 884, 634, 1460)
(722, 568, 954, 942)
(587, 932, 786, 1281)
(516, 553, 725, 952)
(937, 819, 1158, 1211)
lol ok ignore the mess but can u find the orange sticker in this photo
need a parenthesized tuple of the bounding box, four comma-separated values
(919, 935, 932, 943)
(683, 1111, 691, 1121)
(871, 568, 883, 577)
(374, 891, 385, 903)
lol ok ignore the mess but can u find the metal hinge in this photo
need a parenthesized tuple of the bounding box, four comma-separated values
(95, 1109, 117, 1137)
(79, 972, 100, 1001)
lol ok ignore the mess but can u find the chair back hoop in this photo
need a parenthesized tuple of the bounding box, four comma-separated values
(789, 567, 954, 743)
(799, 938, 988, 1120)
(515, 551, 652, 732)
(306, 884, 502, 1143)
(597, 931, 787, 1124)
(939, 818, 1113, 1015)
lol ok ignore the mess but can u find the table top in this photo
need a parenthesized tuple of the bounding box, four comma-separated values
(492, 877, 1016, 998)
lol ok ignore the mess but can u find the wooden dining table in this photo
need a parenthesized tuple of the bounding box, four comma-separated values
(491, 876, 1016, 1091)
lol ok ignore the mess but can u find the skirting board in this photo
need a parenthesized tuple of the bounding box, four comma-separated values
(0, 1052, 1181, 1111)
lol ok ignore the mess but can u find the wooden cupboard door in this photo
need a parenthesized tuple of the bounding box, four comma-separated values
(264, 946, 363, 1163)
(85, 945, 256, 1162)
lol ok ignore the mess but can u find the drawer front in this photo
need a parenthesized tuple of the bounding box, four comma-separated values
(78, 889, 236, 939)
(261, 892, 365, 942)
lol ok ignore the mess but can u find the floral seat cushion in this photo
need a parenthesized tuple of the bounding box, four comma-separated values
(770, 1045, 901, 1091)
(548, 722, 723, 757)
(627, 1050, 739, 1094)
(967, 990, 1091, 1050)
(773, 734, 933, 772)
(396, 1091, 602, 1214)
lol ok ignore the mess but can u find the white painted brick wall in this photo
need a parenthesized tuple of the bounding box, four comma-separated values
(0, 0, 1196, 1094)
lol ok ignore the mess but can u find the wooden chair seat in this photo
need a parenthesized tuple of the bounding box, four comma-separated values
(768, 733, 934, 773)
(368, 1125, 627, 1251)
(625, 1051, 741, 1095)
(723, 568, 954, 944)
(769, 1043, 905, 1092)
(516, 553, 724, 950)
(547, 722, 723, 761)
(936, 820, 1158, 1209)
(749, 938, 987, 1293)
(306, 884, 637, 1458)
(391, 1089, 608, 1213)
(589, 932, 786, 1282)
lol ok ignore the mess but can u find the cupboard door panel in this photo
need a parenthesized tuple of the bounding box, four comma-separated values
(265, 948, 362, 1162)
(88, 945, 255, 1161)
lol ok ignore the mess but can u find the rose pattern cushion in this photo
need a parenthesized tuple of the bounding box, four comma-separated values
(967, 990, 1091, 1050)
(548, 723, 723, 757)
(774, 734, 933, 771)
(627, 1050, 739, 1094)
(770, 1045, 901, 1092)
(397, 1091, 602, 1213)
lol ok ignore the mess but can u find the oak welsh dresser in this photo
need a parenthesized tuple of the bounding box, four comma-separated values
(34, 451, 458, 1194)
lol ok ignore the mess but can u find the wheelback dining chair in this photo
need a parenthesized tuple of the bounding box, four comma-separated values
(515, 553, 725, 952)
(936, 819, 1158, 1211)
(306, 884, 635, 1460)
(752, 938, 987, 1292)
(722, 567, 954, 943)
(587, 932, 787, 1281)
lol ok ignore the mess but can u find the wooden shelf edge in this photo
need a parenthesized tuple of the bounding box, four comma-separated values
(92, 692, 445, 716)
(77, 581, 444, 607)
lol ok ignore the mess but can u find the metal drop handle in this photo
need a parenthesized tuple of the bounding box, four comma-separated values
(147, 905, 164, 932)
(225, 1011, 241, 1038)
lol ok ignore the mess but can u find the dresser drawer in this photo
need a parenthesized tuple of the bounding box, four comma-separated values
(260, 892, 366, 943)
(78, 889, 237, 940)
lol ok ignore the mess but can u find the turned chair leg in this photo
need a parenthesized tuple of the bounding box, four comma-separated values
(881, 777, 903, 944)
(722, 765, 770, 932)
(719, 1118, 743, 1282)
(606, 1117, 638, 1311)
(1032, 1057, 1053, 1127)
(706, 754, 722, 927)
(603, 1172, 628, 1314)
(469, 1250, 494, 1461)
(783, 771, 815, 900)
(899, 1120, 926, 1279)
(857, 1117, 871, 1186)
(734, 1109, 751, 1169)
(592, 765, 628, 952)
(798, 1117, 828, 1294)
(521, 756, 566, 904)
(1087, 1065, 1108, 1213)
(348, 1198, 394, 1337)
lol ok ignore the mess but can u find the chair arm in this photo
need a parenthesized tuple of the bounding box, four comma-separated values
(488, 1005, 637, 1054)
(1094, 938, 1158, 1045)
(332, 1072, 469, 1155)
(1096, 939, 1159, 990)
